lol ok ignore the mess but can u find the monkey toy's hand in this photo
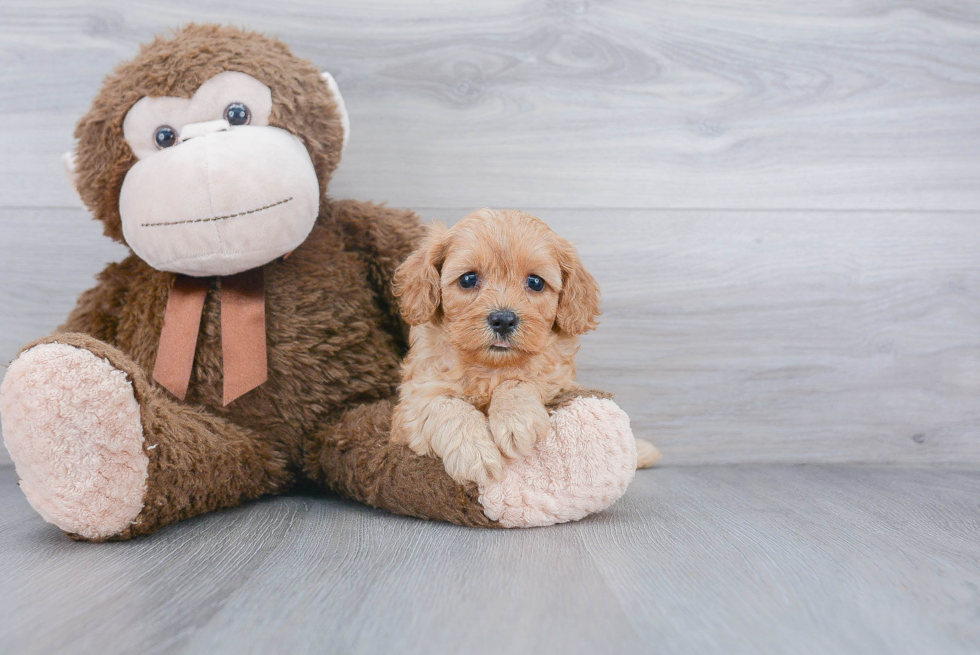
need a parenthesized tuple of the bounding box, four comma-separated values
(478, 392, 639, 528)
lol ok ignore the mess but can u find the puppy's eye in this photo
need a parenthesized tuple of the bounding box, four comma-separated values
(459, 272, 479, 289)
(224, 102, 251, 126)
(154, 126, 178, 149)
(527, 275, 545, 292)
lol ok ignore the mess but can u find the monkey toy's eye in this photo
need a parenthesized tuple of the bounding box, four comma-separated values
(459, 272, 479, 289)
(527, 275, 545, 292)
(224, 102, 251, 126)
(154, 126, 177, 149)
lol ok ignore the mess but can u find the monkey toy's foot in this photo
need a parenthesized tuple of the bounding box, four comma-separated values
(0, 342, 148, 540)
(477, 396, 638, 528)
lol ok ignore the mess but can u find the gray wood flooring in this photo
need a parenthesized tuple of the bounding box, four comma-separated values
(0, 0, 980, 464)
(2, 1, 980, 211)
(2, 0, 979, 465)
(3, 207, 979, 466)
(2, 465, 979, 655)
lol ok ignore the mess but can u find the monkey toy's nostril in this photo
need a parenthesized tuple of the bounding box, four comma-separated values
(487, 310, 519, 336)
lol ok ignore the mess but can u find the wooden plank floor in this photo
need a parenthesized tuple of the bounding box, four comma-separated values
(2, 0, 980, 465)
(1, 464, 978, 655)
(3, 207, 979, 466)
(2, 1, 979, 211)
(2, 1, 980, 464)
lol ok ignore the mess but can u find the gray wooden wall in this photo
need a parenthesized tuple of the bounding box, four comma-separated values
(1, 1, 979, 466)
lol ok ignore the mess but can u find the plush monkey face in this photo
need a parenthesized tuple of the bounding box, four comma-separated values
(119, 71, 322, 276)
(68, 25, 350, 276)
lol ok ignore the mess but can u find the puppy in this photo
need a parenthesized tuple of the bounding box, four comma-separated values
(391, 208, 660, 484)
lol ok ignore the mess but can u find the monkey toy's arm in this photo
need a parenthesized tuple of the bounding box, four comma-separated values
(303, 388, 642, 530)
(329, 199, 427, 349)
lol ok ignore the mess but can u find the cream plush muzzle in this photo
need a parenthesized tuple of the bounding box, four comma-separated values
(119, 123, 319, 277)
(102, 69, 348, 277)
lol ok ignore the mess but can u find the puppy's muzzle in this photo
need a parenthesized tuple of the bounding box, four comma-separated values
(487, 309, 519, 337)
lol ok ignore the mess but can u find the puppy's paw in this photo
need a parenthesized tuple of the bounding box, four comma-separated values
(488, 400, 550, 459)
(441, 415, 504, 485)
(442, 438, 504, 486)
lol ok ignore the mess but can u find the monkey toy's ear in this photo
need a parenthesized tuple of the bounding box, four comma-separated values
(61, 150, 83, 205)
(320, 71, 350, 153)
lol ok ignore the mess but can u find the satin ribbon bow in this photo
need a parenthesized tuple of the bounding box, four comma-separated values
(152, 268, 268, 405)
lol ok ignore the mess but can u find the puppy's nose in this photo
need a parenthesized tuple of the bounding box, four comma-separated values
(487, 310, 519, 336)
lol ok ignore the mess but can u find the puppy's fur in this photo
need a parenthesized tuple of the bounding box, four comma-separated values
(392, 209, 659, 484)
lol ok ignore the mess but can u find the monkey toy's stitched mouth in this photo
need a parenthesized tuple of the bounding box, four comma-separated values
(140, 197, 293, 228)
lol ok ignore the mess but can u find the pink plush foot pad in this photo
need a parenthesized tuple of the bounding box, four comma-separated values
(0, 343, 148, 540)
(478, 397, 637, 528)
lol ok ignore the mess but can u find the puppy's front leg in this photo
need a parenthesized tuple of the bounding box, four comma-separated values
(393, 394, 504, 485)
(488, 381, 551, 459)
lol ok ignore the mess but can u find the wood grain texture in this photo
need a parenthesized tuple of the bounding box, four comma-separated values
(1, 465, 978, 654)
(2, 207, 979, 466)
(396, 207, 980, 465)
(1, 1, 979, 210)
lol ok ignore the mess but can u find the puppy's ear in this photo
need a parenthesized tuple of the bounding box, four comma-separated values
(555, 237, 601, 335)
(394, 223, 450, 325)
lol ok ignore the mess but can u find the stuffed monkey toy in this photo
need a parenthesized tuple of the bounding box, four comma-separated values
(0, 25, 642, 541)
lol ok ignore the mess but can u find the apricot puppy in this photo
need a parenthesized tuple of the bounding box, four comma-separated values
(392, 208, 659, 484)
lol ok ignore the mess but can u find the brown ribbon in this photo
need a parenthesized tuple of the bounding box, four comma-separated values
(151, 269, 268, 406)
(151, 275, 209, 401)
(219, 268, 268, 405)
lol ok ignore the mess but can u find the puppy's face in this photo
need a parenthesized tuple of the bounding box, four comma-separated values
(438, 216, 562, 366)
(395, 209, 601, 368)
